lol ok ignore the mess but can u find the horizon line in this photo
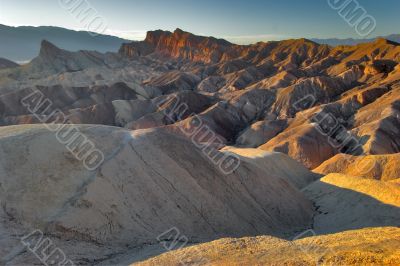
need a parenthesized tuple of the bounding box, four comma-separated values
(0, 23, 398, 45)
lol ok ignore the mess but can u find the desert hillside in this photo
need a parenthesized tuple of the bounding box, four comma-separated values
(0, 28, 399, 265)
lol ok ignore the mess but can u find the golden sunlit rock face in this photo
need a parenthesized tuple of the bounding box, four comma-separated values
(136, 227, 400, 266)
(0, 28, 399, 265)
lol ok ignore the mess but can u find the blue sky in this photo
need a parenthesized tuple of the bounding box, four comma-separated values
(0, 0, 399, 43)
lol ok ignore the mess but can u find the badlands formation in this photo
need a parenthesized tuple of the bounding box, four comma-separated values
(0, 29, 399, 265)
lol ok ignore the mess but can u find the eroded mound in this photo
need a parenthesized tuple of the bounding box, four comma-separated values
(135, 227, 400, 266)
(314, 153, 400, 180)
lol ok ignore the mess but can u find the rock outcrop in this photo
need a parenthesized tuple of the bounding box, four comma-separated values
(120, 28, 234, 63)
(28, 40, 110, 75)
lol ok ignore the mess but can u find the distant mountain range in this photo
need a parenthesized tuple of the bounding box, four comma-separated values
(0, 57, 19, 69)
(311, 34, 400, 46)
(0, 24, 130, 62)
(1, 24, 399, 62)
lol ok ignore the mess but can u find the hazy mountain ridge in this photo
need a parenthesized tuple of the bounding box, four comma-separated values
(0, 24, 130, 62)
(0, 57, 19, 69)
(312, 34, 400, 46)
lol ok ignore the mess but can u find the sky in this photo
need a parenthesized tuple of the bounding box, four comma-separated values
(0, 0, 399, 43)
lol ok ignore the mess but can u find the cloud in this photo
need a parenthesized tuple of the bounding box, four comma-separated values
(104, 29, 147, 40)
(220, 34, 291, 44)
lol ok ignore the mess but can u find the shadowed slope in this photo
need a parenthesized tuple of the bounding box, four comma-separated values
(304, 173, 400, 234)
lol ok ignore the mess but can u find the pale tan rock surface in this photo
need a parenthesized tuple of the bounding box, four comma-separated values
(0, 124, 315, 264)
(222, 147, 320, 189)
